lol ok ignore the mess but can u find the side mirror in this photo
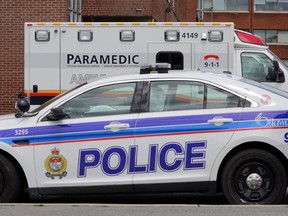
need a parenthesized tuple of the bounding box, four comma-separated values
(47, 107, 66, 121)
(273, 60, 280, 71)
(268, 67, 277, 82)
(267, 60, 284, 82)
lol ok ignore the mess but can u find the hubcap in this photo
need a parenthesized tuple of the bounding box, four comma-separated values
(234, 162, 273, 202)
(246, 173, 263, 190)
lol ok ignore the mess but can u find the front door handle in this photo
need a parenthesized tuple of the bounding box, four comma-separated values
(208, 116, 233, 126)
(104, 122, 130, 132)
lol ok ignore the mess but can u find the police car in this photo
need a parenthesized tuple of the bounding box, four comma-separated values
(1, 65, 288, 204)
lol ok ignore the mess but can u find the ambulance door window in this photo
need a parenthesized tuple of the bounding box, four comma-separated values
(241, 52, 276, 82)
(156, 52, 184, 70)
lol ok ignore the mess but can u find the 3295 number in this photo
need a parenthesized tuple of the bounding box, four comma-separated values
(15, 129, 29, 136)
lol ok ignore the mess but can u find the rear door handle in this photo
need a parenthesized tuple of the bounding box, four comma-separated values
(208, 116, 233, 126)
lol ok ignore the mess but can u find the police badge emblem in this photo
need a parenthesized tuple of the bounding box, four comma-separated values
(45, 147, 67, 179)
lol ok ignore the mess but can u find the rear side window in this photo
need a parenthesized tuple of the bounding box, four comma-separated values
(148, 81, 246, 112)
(206, 85, 241, 109)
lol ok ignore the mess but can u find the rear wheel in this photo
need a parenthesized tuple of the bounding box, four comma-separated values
(221, 149, 287, 204)
(0, 155, 22, 202)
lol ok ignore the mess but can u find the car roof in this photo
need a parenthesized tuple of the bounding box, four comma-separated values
(87, 70, 243, 85)
(84, 70, 288, 105)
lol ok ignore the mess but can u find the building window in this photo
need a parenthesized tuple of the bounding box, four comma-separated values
(254, 0, 288, 11)
(204, 0, 249, 11)
(254, 30, 288, 43)
(69, 0, 82, 22)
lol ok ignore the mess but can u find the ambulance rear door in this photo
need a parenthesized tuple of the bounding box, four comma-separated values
(25, 24, 61, 106)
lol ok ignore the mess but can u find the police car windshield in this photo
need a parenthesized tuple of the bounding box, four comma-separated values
(31, 82, 87, 113)
(241, 78, 288, 99)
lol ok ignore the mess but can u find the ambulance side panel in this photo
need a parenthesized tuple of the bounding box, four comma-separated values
(25, 23, 234, 106)
(60, 26, 144, 91)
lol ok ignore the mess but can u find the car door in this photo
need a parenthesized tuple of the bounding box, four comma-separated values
(33, 81, 141, 195)
(133, 79, 244, 192)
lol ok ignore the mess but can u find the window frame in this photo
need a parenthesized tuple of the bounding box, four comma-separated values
(254, 0, 288, 12)
(254, 29, 288, 44)
(204, 0, 249, 11)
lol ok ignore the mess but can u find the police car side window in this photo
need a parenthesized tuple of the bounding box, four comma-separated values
(62, 82, 136, 118)
(148, 81, 242, 112)
(149, 81, 205, 112)
(206, 85, 241, 109)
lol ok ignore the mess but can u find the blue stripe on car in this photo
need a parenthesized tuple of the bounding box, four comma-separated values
(1, 110, 288, 146)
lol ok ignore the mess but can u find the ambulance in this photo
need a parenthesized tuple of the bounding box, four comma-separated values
(24, 22, 287, 108)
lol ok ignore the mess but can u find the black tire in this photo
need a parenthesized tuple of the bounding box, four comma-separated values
(221, 149, 287, 204)
(0, 154, 22, 202)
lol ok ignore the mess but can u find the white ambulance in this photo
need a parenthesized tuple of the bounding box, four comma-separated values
(24, 22, 287, 108)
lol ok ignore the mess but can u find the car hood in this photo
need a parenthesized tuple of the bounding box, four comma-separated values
(0, 114, 17, 121)
(0, 114, 30, 130)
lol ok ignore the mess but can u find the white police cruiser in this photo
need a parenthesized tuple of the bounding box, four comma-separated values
(1, 65, 288, 204)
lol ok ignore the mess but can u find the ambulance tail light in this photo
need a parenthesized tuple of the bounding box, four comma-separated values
(235, 30, 267, 46)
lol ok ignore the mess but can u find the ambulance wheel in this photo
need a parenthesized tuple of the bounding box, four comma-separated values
(221, 149, 287, 204)
(0, 155, 22, 202)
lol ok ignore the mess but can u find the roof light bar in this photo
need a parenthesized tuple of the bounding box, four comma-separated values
(140, 63, 171, 74)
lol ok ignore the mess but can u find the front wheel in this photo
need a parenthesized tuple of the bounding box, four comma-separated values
(0, 155, 22, 202)
(221, 149, 287, 204)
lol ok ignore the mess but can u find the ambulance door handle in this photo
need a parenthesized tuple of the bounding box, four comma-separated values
(104, 122, 130, 132)
(208, 116, 233, 126)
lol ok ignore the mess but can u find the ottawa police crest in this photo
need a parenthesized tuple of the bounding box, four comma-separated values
(45, 147, 68, 179)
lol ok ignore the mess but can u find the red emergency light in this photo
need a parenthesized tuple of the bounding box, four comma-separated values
(235, 30, 267, 46)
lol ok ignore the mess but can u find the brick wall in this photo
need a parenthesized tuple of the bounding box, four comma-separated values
(0, 0, 192, 114)
(82, 0, 192, 22)
(83, 0, 153, 18)
(0, 0, 68, 114)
